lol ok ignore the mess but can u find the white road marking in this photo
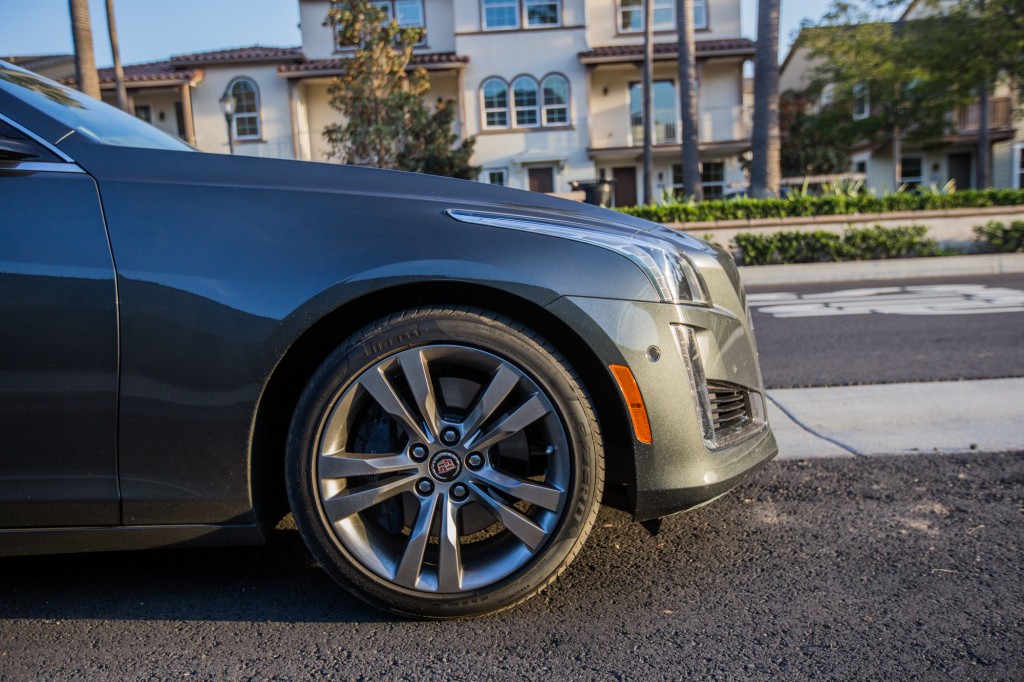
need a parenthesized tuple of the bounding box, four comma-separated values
(748, 284, 1024, 318)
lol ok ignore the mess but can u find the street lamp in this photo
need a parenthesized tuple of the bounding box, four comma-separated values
(219, 92, 236, 154)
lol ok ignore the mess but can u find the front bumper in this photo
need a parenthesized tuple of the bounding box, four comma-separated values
(547, 295, 778, 522)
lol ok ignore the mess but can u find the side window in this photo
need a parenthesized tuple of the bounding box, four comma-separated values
(482, 78, 510, 129)
(227, 78, 261, 140)
(512, 77, 540, 127)
(541, 75, 569, 125)
(0, 118, 60, 163)
(483, 0, 519, 29)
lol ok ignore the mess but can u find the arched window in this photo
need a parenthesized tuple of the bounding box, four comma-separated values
(227, 78, 261, 140)
(541, 75, 568, 126)
(512, 77, 539, 127)
(482, 78, 509, 129)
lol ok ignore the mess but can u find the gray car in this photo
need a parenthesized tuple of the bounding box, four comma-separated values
(0, 60, 776, 618)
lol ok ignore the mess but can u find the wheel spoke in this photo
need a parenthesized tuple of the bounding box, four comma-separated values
(357, 366, 431, 444)
(318, 451, 414, 479)
(398, 349, 443, 441)
(322, 474, 418, 521)
(464, 393, 547, 452)
(436, 494, 463, 592)
(460, 364, 519, 441)
(393, 492, 440, 589)
(470, 484, 548, 551)
(473, 467, 563, 512)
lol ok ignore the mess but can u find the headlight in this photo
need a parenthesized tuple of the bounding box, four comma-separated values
(445, 209, 709, 305)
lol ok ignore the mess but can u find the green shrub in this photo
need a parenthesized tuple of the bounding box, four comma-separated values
(973, 220, 1024, 253)
(617, 188, 1024, 224)
(733, 224, 945, 266)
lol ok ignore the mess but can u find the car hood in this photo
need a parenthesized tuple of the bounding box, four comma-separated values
(76, 147, 715, 256)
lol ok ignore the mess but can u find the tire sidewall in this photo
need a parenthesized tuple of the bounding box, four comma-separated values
(285, 308, 601, 618)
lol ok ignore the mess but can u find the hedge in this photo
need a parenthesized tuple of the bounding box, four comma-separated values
(733, 225, 946, 266)
(617, 189, 1024, 224)
(974, 220, 1024, 253)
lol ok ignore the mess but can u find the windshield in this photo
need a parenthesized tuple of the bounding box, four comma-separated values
(0, 63, 194, 152)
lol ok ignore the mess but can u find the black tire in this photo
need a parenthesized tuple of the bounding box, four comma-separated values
(285, 306, 604, 618)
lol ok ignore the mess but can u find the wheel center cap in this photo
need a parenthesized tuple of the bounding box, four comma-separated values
(429, 451, 462, 482)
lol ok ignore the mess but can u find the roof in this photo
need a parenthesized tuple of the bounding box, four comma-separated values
(59, 60, 201, 88)
(578, 38, 756, 64)
(4, 54, 74, 70)
(170, 45, 305, 65)
(279, 52, 470, 77)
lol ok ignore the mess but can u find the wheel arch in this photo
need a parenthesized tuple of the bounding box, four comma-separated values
(249, 281, 637, 532)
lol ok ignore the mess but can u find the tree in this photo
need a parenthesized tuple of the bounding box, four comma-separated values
(105, 0, 129, 112)
(675, 0, 702, 200)
(749, 0, 781, 197)
(323, 0, 477, 178)
(802, 4, 971, 189)
(68, 0, 100, 99)
(778, 91, 851, 176)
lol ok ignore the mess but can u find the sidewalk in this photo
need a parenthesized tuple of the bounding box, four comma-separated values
(768, 377, 1024, 459)
(741, 252, 1024, 287)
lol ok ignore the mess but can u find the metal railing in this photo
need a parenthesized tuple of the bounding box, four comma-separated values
(951, 97, 1014, 133)
(590, 105, 751, 149)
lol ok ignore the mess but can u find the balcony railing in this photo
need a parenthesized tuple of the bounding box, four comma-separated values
(590, 105, 751, 149)
(952, 97, 1014, 133)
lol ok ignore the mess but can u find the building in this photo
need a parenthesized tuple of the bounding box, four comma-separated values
(778, 2, 1023, 192)
(23, 0, 757, 204)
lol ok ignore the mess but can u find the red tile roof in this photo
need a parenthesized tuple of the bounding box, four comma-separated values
(5, 54, 75, 70)
(278, 52, 469, 77)
(59, 60, 200, 87)
(170, 45, 305, 64)
(579, 38, 756, 63)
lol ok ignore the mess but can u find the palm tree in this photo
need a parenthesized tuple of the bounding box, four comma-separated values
(105, 0, 129, 112)
(642, 0, 655, 205)
(68, 0, 100, 99)
(676, 0, 701, 201)
(749, 0, 781, 197)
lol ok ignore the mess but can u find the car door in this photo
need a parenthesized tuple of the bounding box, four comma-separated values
(0, 115, 119, 527)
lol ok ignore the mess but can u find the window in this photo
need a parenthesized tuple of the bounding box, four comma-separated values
(672, 162, 725, 198)
(1014, 144, 1024, 189)
(335, 0, 424, 47)
(542, 75, 569, 126)
(701, 161, 725, 199)
(483, 0, 560, 29)
(618, 0, 706, 32)
(133, 104, 152, 124)
(483, 0, 520, 29)
(483, 169, 507, 186)
(853, 83, 869, 120)
(900, 157, 923, 187)
(513, 77, 539, 127)
(854, 160, 867, 174)
(482, 78, 509, 129)
(629, 80, 677, 145)
(227, 78, 260, 140)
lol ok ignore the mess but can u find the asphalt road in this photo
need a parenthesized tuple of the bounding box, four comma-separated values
(1, 452, 1021, 680)
(748, 273, 1024, 388)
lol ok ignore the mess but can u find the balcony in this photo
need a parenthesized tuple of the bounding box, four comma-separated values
(951, 97, 1015, 135)
(588, 105, 751, 153)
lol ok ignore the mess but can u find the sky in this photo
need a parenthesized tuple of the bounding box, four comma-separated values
(0, 0, 828, 67)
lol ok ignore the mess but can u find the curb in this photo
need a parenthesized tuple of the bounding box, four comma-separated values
(740, 253, 1024, 287)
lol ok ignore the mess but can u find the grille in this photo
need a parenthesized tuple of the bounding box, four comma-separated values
(706, 381, 752, 439)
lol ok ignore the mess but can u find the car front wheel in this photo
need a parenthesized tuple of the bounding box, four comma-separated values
(285, 306, 604, 618)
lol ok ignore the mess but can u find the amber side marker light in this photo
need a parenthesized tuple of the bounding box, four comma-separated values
(609, 364, 653, 444)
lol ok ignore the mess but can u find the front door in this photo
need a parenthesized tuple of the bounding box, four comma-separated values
(948, 152, 972, 190)
(528, 166, 555, 194)
(612, 166, 637, 207)
(0, 120, 119, 527)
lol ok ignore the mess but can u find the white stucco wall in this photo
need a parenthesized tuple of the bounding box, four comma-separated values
(191, 64, 296, 158)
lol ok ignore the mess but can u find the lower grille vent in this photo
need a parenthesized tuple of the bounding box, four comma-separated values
(706, 381, 752, 438)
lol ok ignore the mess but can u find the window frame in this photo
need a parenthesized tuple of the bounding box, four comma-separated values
(483, 168, 508, 186)
(852, 83, 870, 120)
(1013, 143, 1024, 190)
(512, 76, 540, 128)
(629, 79, 678, 146)
(541, 74, 569, 126)
(700, 160, 725, 199)
(226, 77, 261, 141)
(482, 0, 562, 30)
(481, 78, 511, 130)
(133, 104, 152, 124)
(899, 156, 924, 187)
(334, 0, 426, 49)
(617, 0, 706, 33)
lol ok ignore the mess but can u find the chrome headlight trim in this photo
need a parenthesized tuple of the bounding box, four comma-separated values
(445, 209, 709, 305)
